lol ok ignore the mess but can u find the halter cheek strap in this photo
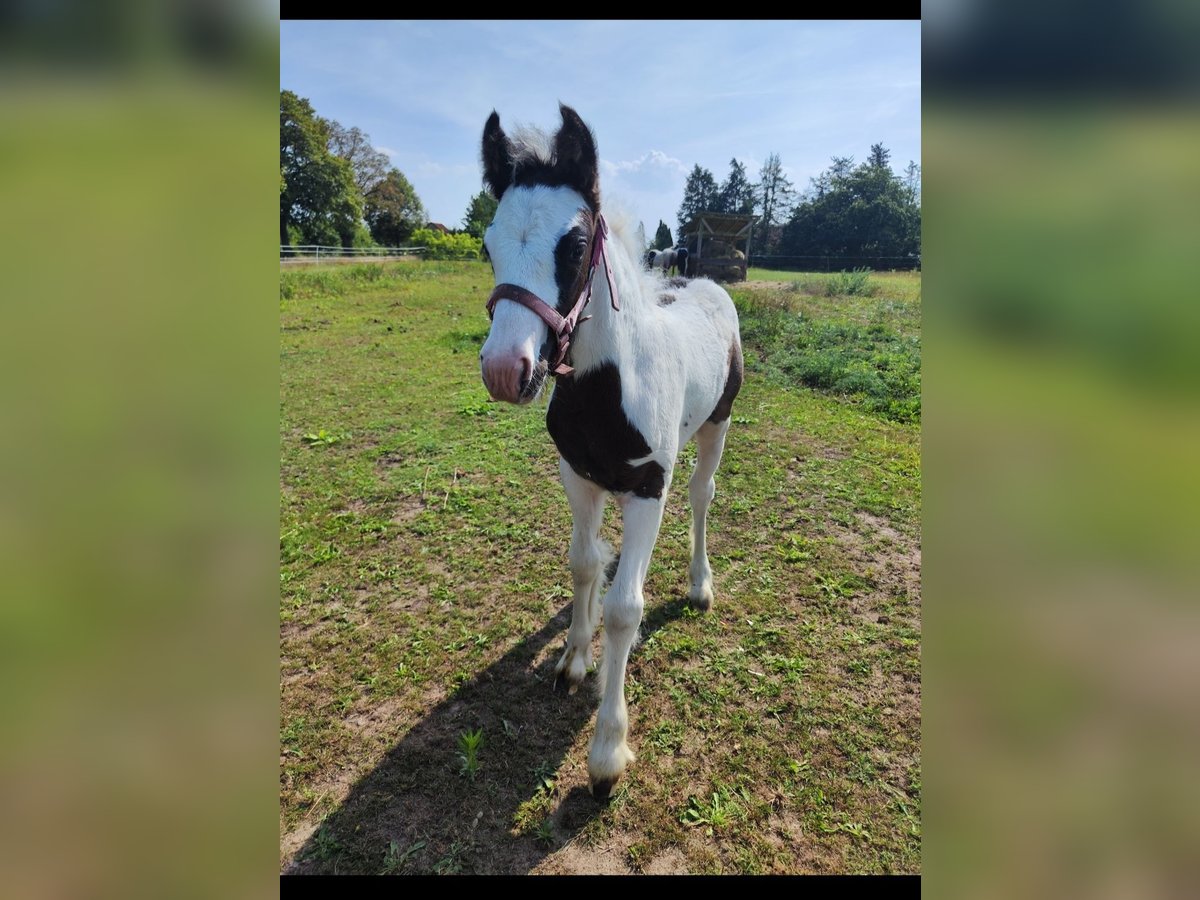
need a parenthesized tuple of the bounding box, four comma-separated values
(485, 212, 620, 378)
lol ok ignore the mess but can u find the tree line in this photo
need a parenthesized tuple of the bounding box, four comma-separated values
(280, 90, 499, 252)
(672, 148, 920, 268)
(281, 89, 919, 269)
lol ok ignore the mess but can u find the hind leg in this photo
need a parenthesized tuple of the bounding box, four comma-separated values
(688, 419, 730, 611)
(554, 459, 611, 692)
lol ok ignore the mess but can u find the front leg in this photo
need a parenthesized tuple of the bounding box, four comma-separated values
(554, 460, 611, 692)
(589, 491, 668, 799)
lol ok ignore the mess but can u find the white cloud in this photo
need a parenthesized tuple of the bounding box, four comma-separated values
(600, 150, 688, 177)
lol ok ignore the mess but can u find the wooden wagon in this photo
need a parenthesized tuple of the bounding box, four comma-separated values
(679, 211, 757, 282)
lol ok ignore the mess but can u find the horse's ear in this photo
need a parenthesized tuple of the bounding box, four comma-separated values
(482, 110, 512, 199)
(553, 103, 600, 210)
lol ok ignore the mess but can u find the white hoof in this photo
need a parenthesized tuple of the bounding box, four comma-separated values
(554, 641, 591, 692)
(588, 740, 635, 800)
(688, 580, 714, 611)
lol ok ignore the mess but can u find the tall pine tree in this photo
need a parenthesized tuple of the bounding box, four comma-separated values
(653, 220, 673, 250)
(717, 158, 755, 215)
(677, 164, 719, 237)
(754, 153, 796, 254)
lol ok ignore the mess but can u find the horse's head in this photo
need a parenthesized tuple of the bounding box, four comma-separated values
(478, 104, 602, 405)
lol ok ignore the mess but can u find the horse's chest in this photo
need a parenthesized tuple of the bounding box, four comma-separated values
(546, 363, 666, 500)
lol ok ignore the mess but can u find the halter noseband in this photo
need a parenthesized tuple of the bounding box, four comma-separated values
(484, 212, 620, 378)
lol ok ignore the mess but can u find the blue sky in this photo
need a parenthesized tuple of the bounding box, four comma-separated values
(281, 20, 920, 238)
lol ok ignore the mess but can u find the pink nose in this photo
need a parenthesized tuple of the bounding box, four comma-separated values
(481, 353, 533, 404)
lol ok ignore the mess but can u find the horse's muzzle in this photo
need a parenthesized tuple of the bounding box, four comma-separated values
(481, 352, 533, 405)
(518, 359, 549, 405)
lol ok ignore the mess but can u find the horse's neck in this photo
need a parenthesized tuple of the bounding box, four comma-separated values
(571, 233, 648, 372)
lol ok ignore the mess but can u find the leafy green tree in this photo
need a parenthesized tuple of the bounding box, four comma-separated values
(677, 164, 719, 237)
(717, 158, 755, 215)
(779, 145, 920, 266)
(653, 220, 673, 250)
(364, 168, 426, 246)
(280, 90, 363, 247)
(462, 190, 499, 239)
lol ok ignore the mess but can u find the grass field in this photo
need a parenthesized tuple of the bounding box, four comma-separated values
(279, 261, 921, 874)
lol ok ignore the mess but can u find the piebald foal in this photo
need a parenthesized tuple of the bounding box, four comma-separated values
(477, 104, 743, 798)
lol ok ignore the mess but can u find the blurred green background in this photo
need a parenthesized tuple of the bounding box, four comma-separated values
(925, 2, 1200, 896)
(2, 2, 1199, 895)
(0, 3, 278, 898)
(926, 105, 1200, 899)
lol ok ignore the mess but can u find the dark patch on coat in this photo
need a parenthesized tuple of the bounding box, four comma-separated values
(665, 276, 688, 289)
(554, 225, 592, 314)
(657, 292, 676, 306)
(707, 342, 744, 424)
(675, 247, 689, 276)
(547, 363, 666, 499)
(604, 553, 620, 584)
(537, 222, 594, 366)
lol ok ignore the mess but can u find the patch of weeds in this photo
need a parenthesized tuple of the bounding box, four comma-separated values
(281, 716, 307, 752)
(766, 654, 810, 680)
(846, 658, 872, 678)
(816, 573, 865, 600)
(307, 542, 340, 566)
(825, 819, 872, 842)
(664, 632, 699, 658)
(380, 838, 426, 874)
(306, 825, 340, 862)
(457, 727, 484, 780)
(777, 534, 815, 564)
(432, 841, 466, 875)
(826, 268, 877, 297)
(646, 720, 685, 755)
(531, 759, 557, 795)
(734, 291, 919, 423)
(626, 676, 646, 704)
(458, 400, 492, 417)
(513, 790, 554, 834)
(786, 757, 811, 780)
(512, 761, 570, 834)
(627, 841, 650, 873)
(302, 428, 347, 446)
(734, 846, 767, 874)
(680, 785, 748, 836)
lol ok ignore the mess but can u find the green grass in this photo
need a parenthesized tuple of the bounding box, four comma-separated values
(280, 259, 921, 875)
(734, 269, 921, 423)
(457, 727, 485, 780)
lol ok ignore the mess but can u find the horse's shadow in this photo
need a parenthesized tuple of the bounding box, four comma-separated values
(285, 595, 692, 875)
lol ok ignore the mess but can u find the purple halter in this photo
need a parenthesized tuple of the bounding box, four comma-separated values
(485, 212, 620, 377)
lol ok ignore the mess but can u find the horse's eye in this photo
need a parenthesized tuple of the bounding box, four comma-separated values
(571, 240, 587, 262)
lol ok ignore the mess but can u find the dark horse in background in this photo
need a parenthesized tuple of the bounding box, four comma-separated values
(646, 246, 688, 276)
